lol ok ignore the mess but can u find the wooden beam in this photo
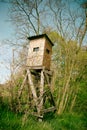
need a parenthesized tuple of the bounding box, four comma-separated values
(43, 70, 53, 76)
(18, 73, 27, 98)
(30, 112, 43, 118)
(26, 66, 43, 70)
(38, 70, 44, 115)
(27, 69, 39, 111)
(42, 107, 56, 113)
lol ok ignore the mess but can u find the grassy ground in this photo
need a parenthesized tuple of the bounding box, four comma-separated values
(0, 103, 87, 130)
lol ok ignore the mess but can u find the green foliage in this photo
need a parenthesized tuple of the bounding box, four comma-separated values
(48, 113, 87, 130)
(0, 107, 21, 130)
(74, 78, 87, 117)
(0, 86, 87, 130)
(49, 31, 87, 115)
(0, 102, 87, 130)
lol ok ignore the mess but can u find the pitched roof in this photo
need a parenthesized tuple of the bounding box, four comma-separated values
(28, 34, 54, 46)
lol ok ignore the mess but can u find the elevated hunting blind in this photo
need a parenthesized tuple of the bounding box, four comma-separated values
(18, 34, 56, 121)
(26, 34, 54, 70)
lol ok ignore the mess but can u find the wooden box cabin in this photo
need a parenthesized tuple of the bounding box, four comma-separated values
(19, 34, 56, 119)
(26, 34, 54, 70)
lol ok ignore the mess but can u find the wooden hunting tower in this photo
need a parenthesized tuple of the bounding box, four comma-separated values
(18, 34, 56, 121)
(26, 34, 54, 70)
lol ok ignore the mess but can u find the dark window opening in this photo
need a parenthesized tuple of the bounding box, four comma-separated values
(46, 49, 50, 54)
(33, 47, 39, 52)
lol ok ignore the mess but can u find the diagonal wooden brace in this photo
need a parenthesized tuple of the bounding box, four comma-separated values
(18, 73, 28, 99)
(27, 69, 39, 112)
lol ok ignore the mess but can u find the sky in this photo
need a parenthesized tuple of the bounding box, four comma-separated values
(0, 2, 14, 84)
(0, 0, 87, 84)
(0, 2, 14, 40)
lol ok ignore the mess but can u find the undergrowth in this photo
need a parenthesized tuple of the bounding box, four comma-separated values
(0, 102, 87, 130)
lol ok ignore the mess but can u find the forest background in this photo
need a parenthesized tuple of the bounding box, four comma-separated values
(0, 0, 87, 130)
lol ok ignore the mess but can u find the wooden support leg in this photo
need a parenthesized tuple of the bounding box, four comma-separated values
(38, 70, 44, 121)
(27, 69, 39, 112)
(44, 71, 56, 104)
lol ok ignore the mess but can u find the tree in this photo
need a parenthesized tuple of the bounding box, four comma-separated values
(47, 0, 87, 114)
(4, 0, 87, 115)
(49, 31, 87, 114)
(9, 0, 48, 37)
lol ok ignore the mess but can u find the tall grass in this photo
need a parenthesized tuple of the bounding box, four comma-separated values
(0, 103, 87, 130)
(0, 79, 87, 130)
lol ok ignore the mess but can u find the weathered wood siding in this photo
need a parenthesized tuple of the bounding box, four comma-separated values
(26, 37, 45, 67)
(26, 35, 53, 70)
(43, 38, 52, 70)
